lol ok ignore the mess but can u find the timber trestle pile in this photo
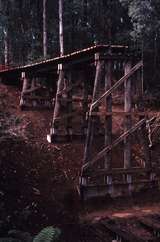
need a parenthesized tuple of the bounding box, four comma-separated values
(0, 45, 160, 200)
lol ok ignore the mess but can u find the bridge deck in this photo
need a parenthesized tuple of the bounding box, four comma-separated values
(0, 45, 128, 77)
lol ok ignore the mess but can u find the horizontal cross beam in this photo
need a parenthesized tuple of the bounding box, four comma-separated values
(83, 167, 159, 177)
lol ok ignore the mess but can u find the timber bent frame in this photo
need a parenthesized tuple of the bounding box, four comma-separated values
(0, 44, 160, 200)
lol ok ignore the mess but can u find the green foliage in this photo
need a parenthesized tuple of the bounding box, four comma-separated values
(33, 227, 61, 242)
(0, 227, 61, 242)
(120, 0, 160, 42)
(128, 0, 153, 38)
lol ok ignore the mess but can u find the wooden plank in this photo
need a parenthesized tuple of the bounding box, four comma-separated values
(83, 118, 146, 170)
(90, 61, 143, 111)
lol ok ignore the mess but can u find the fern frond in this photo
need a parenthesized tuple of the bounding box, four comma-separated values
(33, 227, 61, 242)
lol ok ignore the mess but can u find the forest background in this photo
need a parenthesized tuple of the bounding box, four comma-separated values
(0, 0, 160, 91)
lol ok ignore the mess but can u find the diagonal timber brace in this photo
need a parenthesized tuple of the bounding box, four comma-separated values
(83, 60, 143, 165)
(83, 118, 146, 170)
(90, 60, 143, 112)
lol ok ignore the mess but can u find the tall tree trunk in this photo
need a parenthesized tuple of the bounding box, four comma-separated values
(43, 0, 47, 58)
(82, 0, 88, 47)
(107, 17, 112, 44)
(70, 0, 75, 51)
(59, 0, 64, 56)
(4, 28, 9, 65)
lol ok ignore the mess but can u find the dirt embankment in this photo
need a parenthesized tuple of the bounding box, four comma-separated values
(1, 83, 160, 241)
(0, 83, 82, 235)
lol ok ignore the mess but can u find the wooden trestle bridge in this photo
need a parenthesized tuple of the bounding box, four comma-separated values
(0, 45, 160, 200)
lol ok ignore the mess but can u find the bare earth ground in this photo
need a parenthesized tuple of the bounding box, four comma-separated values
(0, 83, 83, 235)
(1, 83, 160, 240)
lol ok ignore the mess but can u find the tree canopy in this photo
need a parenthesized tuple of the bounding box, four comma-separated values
(0, 0, 159, 65)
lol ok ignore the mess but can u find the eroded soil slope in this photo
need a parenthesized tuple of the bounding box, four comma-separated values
(0, 83, 83, 235)
(1, 83, 160, 241)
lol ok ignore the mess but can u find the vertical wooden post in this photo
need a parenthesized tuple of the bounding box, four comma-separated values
(140, 123, 151, 168)
(136, 69, 144, 112)
(84, 53, 103, 163)
(51, 64, 64, 139)
(82, 70, 88, 137)
(20, 72, 29, 108)
(21, 72, 28, 92)
(31, 77, 36, 107)
(136, 63, 151, 169)
(104, 58, 112, 186)
(104, 60, 112, 170)
(124, 61, 132, 170)
(31, 78, 36, 89)
(66, 70, 73, 139)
